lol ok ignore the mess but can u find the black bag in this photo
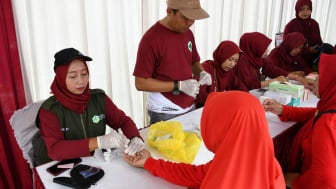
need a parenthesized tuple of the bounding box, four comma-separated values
(53, 164, 104, 189)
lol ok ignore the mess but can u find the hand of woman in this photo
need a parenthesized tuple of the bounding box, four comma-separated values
(274, 75, 289, 83)
(263, 99, 283, 115)
(293, 76, 315, 89)
(263, 76, 289, 88)
(287, 71, 305, 79)
(124, 149, 151, 168)
(308, 46, 318, 54)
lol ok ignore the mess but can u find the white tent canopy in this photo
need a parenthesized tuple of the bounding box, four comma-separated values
(12, 0, 336, 127)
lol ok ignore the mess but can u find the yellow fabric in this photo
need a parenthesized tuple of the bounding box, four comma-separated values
(147, 121, 201, 163)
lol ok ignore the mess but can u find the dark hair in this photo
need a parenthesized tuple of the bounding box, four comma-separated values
(172, 9, 178, 14)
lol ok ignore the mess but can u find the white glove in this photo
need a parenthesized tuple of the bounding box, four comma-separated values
(199, 71, 212, 86)
(179, 79, 200, 98)
(124, 137, 145, 156)
(97, 129, 130, 149)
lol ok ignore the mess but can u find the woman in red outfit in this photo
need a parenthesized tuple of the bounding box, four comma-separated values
(263, 54, 336, 188)
(195, 41, 248, 108)
(124, 91, 285, 189)
(283, 0, 331, 71)
(235, 32, 293, 90)
(265, 32, 314, 88)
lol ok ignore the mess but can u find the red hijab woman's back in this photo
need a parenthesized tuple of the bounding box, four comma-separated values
(200, 91, 285, 189)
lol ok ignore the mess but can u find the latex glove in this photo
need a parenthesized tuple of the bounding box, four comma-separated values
(199, 71, 212, 86)
(179, 79, 200, 98)
(124, 137, 145, 156)
(97, 129, 130, 149)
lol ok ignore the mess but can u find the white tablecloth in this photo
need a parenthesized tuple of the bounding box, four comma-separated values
(36, 92, 319, 189)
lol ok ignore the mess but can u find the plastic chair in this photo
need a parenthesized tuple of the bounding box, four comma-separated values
(9, 101, 44, 168)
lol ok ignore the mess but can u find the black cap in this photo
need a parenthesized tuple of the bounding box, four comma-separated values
(54, 48, 92, 72)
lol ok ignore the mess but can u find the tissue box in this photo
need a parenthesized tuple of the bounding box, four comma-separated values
(288, 97, 301, 106)
(269, 81, 304, 106)
(302, 89, 310, 101)
(269, 81, 304, 98)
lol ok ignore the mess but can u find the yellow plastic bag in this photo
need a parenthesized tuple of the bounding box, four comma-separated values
(147, 121, 201, 163)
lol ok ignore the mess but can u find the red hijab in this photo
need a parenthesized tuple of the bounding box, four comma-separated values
(200, 91, 285, 189)
(288, 54, 336, 171)
(212, 40, 241, 90)
(317, 54, 336, 111)
(239, 32, 272, 69)
(51, 59, 91, 114)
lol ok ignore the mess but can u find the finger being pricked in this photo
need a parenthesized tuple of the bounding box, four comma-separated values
(123, 153, 135, 163)
(262, 99, 274, 111)
(124, 150, 142, 162)
(263, 99, 275, 105)
(134, 150, 144, 157)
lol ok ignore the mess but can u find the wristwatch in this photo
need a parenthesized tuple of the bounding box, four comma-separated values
(172, 80, 180, 95)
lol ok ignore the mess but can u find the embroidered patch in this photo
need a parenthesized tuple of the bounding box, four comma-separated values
(92, 114, 106, 124)
(188, 41, 192, 52)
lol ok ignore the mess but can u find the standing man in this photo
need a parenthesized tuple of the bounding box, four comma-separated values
(133, 0, 211, 124)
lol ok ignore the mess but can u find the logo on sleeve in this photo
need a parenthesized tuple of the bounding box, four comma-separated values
(188, 41, 192, 52)
(92, 114, 106, 124)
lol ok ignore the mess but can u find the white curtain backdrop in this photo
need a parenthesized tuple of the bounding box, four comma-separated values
(12, 0, 336, 128)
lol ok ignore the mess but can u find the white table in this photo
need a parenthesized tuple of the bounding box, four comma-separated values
(36, 92, 319, 189)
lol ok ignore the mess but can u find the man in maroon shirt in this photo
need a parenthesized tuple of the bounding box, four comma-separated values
(133, 0, 211, 124)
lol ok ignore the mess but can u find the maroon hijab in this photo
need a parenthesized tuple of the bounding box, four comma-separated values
(51, 59, 91, 114)
(239, 32, 272, 69)
(279, 32, 306, 63)
(294, 0, 321, 46)
(213, 41, 241, 90)
(295, 0, 312, 18)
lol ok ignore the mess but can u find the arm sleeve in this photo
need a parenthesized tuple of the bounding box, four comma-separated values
(195, 85, 210, 108)
(293, 116, 336, 189)
(105, 96, 141, 139)
(283, 20, 295, 38)
(278, 106, 317, 123)
(39, 109, 91, 160)
(312, 20, 323, 45)
(133, 35, 155, 78)
(144, 157, 211, 188)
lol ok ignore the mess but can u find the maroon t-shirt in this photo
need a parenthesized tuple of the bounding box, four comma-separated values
(133, 22, 200, 108)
